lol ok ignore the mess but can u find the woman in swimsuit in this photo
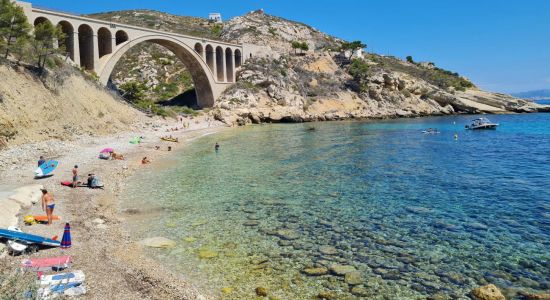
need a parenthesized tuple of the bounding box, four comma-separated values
(41, 189, 55, 225)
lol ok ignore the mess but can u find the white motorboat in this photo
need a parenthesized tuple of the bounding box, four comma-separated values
(465, 117, 499, 130)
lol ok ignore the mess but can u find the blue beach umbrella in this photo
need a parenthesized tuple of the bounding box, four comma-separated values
(60, 223, 71, 249)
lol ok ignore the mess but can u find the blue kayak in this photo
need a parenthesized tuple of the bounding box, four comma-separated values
(35, 160, 59, 177)
(0, 228, 60, 247)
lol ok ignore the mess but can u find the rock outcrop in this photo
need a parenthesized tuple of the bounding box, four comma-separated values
(471, 284, 506, 300)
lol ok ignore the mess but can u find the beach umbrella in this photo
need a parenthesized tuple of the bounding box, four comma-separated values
(60, 223, 71, 249)
(100, 148, 114, 153)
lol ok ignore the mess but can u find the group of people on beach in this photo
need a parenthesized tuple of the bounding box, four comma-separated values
(35, 137, 221, 226)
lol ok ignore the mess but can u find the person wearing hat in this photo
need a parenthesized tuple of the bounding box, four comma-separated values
(40, 189, 55, 225)
(72, 165, 79, 188)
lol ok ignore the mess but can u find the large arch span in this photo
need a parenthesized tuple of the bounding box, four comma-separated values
(17, 1, 250, 107)
(98, 35, 217, 108)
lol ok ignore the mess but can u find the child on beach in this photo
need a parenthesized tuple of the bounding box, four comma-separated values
(40, 189, 55, 225)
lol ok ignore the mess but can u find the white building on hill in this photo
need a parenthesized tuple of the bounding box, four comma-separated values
(208, 13, 222, 23)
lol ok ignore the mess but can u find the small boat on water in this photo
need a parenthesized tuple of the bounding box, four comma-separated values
(465, 117, 499, 130)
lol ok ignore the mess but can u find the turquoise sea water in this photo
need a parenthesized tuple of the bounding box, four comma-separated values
(121, 114, 549, 299)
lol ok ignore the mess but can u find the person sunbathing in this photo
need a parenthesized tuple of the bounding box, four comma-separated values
(141, 157, 151, 164)
(111, 152, 125, 160)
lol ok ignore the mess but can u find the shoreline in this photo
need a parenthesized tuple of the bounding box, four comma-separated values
(1, 113, 548, 298)
(0, 115, 228, 299)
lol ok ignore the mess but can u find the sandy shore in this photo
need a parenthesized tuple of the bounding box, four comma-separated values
(0, 115, 228, 299)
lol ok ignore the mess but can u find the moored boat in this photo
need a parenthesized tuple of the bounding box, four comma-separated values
(465, 117, 499, 130)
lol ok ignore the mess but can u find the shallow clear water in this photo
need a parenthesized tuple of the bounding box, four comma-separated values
(121, 114, 549, 299)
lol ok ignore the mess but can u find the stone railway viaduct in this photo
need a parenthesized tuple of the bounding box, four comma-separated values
(17, 1, 258, 107)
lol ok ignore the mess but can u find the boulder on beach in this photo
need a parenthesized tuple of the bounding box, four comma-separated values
(0, 197, 20, 228)
(471, 284, 505, 300)
(139, 237, 176, 248)
(8, 184, 43, 208)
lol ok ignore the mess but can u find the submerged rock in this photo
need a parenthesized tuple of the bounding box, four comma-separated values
(471, 284, 505, 300)
(406, 206, 431, 214)
(344, 271, 363, 285)
(221, 287, 234, 294)
(276, 229, 300, 240)
(329, 264, 356, 276)
(518, 292, 550, 300)
(139, 237, 176, 248)
(302, 267, 328, 276)
(319, 246, 338, 255)
(198, 249, 218, 259)
(255, 287, 268, 297)
(350, 285, 369, 297)
(317, 291, 337, 299)
(243, 220, 260, 226)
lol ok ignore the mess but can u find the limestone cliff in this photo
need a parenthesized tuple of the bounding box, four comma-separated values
(87, 9, 547, 125)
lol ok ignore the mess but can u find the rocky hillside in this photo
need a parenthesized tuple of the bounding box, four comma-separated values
(0, 62, 144, 148)
(221, 9, 341, 53)
(87, 9, 548, 125)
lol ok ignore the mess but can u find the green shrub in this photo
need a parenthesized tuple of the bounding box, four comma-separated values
(348, 59, 369, 79)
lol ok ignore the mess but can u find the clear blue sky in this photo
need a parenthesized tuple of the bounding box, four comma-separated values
(28, 0, 550, 93)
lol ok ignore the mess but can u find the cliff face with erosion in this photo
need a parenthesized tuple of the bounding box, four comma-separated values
(0, 64, 144, 148)
(212, 10, 545, 125)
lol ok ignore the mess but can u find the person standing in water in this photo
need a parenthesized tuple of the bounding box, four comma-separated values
(41, 189, 55, 225)
(215, 142, 220, 152)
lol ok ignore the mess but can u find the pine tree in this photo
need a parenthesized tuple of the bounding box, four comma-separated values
(32, 20, 64, 72)
(0, 0, 31, 59)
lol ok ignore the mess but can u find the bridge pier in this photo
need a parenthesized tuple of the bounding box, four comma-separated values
(72, 32, 80, 66)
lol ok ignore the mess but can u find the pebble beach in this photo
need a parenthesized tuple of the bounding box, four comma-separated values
(0, 115, 226, 299)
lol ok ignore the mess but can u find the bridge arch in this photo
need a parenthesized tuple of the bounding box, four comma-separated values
(194, 43, 204, 59)
(225, 48, 234, 82)
(205, 44, 214, 72)
(33, 16, 50, 26)
(98, 27, 113, 58)
(98, 35, 217, 108)
(78, 24, 94, 70)
(235, 49, 242, 68)
(57, 21, 74, 61)
(215, 46, 224, 81)
(115, 30, 128, 45)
